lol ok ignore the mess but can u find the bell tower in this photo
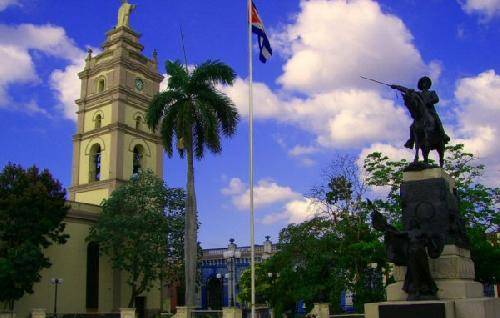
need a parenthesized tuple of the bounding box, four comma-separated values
(69, 13, 164, 205)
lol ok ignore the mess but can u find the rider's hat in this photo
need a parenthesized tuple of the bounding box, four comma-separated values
(418, 76, 432, 90)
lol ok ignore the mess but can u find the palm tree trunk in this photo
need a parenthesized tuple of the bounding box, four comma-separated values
(185, 141, 198, 307)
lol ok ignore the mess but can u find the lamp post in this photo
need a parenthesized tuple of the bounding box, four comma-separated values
(267, 272, 279, 317)
(50, 278, 63, 318)
(216, 273, 224, 309)
(223, 238, 241, 307)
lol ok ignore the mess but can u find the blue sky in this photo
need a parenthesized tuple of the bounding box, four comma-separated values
(1, 0, 499, 248)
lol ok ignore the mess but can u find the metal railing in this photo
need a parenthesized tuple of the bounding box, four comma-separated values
(59, 314, 120, 318)
(242, 307, 271, 318)
(190, 310, 223, 318)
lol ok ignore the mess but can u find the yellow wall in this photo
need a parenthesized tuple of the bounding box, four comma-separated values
(78, 134, 111, 184)
(83, 103, 112, 133)
(120, 272, 161, 309)
(124, 105, 146, 132)
(75, 188, 109, 206)
(15, 221, 115, 318)
(122, 133, 157, 180)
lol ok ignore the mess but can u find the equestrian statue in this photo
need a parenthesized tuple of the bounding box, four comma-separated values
(361, 76, 450, 168)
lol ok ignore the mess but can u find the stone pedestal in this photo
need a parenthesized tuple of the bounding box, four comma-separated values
(365, 168, 500, 318)
(31, 309, 46, 318)
(120, 308, 136, 318)
(222, 307, 242, 318)
(309, 303, 330, 318)
(387, 245, 484, 301)
(365, 298, 500, 318)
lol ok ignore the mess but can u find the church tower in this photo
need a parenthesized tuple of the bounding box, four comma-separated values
(69, 15, 164, 205)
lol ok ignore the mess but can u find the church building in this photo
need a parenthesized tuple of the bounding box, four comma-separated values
(16, 3, 165, 317)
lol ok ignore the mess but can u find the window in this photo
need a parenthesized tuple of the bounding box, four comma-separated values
(135, 116, 142, 130)
(133, 145, 144, 174)
(89, 144, 102, 182)
(95, 114, 102, 129)
(97, 78, 105, 93)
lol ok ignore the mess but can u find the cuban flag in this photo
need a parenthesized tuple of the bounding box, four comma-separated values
(251, 1, 272, 63)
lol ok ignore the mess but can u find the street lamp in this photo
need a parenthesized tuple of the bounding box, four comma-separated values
(223, 238, 241, 307)
(216, 273, 224, 309)
(50, 278, 63, 318)
(267, 272, 279, 317)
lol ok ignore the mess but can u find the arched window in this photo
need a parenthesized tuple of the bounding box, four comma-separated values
(89, 144, 102, 182)
(135, 116, 143, 130)
(132, 145, 144, 174)
(95, 114, 102, 129)
(97, 77, 105, 93)
(86, 242, 99, 309)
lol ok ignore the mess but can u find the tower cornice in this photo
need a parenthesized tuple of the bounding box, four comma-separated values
(73, 122, 162, 142)
(76, 85, 160, 109)
(79, 57, 163, 83)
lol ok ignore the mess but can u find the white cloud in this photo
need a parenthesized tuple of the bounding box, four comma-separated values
(0, 0, 19, 11)
(0, 24, 86, 119)
(224, 80, 411, 149)
(288, 145, 319, 157)
(459, 0, 500, 19)
(222, 78, 283, 120)
(222, 177, 302, 211)
(49, 60, 85, 121)
(275, 0, 439, 94)
(160, 74, 169, 91)
(221, 177, 247, 196)
(222, 0, 435, 151)
(0, 45, 37, 105)
(357, 142, 413, 167)
(261, 198, 320, 225)
(222, 177, 320, 225)
(453, 70, 500, 184)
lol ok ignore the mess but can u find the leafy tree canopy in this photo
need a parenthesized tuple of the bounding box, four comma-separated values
(88, 170, 185, 307)
(0, 164, 68, 310)
(240, 157, 386, 314)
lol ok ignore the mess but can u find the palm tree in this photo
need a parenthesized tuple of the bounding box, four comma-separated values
(147, 60, 239, 307)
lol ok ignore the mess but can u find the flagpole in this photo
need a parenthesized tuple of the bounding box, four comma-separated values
(248, 1, 256, 318)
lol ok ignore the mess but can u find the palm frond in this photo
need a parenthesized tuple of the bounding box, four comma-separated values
(193, 121, 205, 159)
(195, 101, 221, 156)
(191, 60, 236, 87)
(166, 60, 189, 91)
(197, 88, 239, 136)
(160, 110, 177, 157)
(147, 90, 184, 131)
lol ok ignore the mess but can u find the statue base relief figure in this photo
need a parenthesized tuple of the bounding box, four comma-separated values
(364, 168, 500, 318)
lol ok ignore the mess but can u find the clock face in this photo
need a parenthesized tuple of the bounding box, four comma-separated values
(135, 78, 144, 91)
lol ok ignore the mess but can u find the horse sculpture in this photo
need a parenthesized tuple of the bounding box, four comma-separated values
(390, 77, 448, 168)
(402, 89, 446, 167)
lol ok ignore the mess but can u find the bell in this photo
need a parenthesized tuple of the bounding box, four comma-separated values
(177, 137, 185, 150)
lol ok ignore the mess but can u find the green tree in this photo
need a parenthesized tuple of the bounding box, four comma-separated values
(363, 144, 500, 284)
(146, 60, 239, 306)
(0, 164, 68, 310)
(239, 157, 386, 314)
(87, 170, 185, 307)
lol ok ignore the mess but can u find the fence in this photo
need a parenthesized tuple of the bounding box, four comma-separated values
(55, 314, 120, 318)
(242, 307, 271, 318)
(190, 310, 223, 318)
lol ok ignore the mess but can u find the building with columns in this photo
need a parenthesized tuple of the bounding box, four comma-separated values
(199, 237, 277, 310)
(16, 3, 165, 317)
